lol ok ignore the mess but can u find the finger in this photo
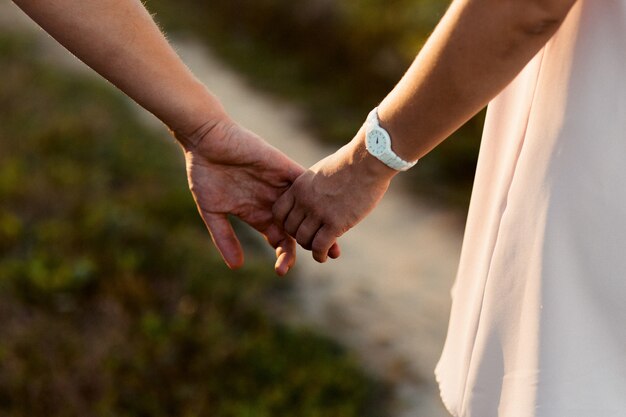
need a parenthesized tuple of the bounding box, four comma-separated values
(284, 207, 306, 237)
(295, 216, 323, 251)
(272, 190, 295, 229)
(263, 223, 297, 276)
(201, 211, 244, 269)
(311, 225, 340, 263)
(328, 242, 341, 259)
(275, 236, 296, 276)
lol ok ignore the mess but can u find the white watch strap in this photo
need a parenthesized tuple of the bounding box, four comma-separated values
(387, 154, 414, 171)
(366, 108, 418, 171)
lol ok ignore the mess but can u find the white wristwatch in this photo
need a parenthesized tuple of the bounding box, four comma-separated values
(364, 107, 418, 171)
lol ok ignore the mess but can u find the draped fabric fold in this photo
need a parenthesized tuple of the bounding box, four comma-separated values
(435, 2, 626, 416)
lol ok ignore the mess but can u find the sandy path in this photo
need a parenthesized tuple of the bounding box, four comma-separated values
(175, 41, 464, 417)
(1, 3, 464, 415)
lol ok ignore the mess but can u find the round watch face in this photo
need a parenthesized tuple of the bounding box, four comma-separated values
(366, 128, 389, 157)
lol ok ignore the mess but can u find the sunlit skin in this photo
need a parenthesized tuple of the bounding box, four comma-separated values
(12, 0, 341, 275)
(274, 126, 395, 263)
(274, 0, 578, 261)
(11, 0, 577, 271)
(179, 117, 339, 274)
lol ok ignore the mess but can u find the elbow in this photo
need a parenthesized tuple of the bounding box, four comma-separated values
(515, 0, 578, 37)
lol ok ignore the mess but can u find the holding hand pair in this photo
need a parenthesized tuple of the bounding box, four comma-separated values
(179, 116, 396, 276)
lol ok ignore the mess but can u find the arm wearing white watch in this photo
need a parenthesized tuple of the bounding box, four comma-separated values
(273, 0, 575, 262)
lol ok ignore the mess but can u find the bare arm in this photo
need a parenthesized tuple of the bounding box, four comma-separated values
(378, 0, 577, 160)
(274, 0, 577, 262)
(13, 0, 331, 275)
(13, 0, 218, 138)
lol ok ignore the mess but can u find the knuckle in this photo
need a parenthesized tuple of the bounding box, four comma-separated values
(333, 224, 348, 238)
(285, 225, 298, 237)
(303, 209, 322, 225)
(298, 240, 313, 251)
(296, 233, 313, 250)
(284, 219, 301, 237)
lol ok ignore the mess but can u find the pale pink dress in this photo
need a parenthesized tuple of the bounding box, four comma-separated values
(435, 1, 626, 416)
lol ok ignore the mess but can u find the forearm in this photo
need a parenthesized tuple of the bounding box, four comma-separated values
(275, 0, 578, 258)
(378, 0, 577, 161)
(13, 0, 224, 142)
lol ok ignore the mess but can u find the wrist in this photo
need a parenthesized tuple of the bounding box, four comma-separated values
(169, 83, 231, 151)
(347, 128, 399, 183)
(368, 104, 420, 169)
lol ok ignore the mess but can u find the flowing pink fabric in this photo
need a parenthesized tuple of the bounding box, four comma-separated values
(435, 2, 626, 416)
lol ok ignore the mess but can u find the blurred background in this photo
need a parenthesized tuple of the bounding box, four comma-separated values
(0, 0, 484, 416)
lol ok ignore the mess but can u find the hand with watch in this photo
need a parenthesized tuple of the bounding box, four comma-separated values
(272, 107, 418, 262)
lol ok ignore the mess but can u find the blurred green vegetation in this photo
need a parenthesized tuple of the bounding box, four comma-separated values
(0, 33, 387, 417)
(147, 0, 484, 207)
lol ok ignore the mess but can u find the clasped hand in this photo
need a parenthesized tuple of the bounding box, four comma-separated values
(180, 117, 394, 276)
(178, 116, 309, 276)
(273, 129, 397, 264)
